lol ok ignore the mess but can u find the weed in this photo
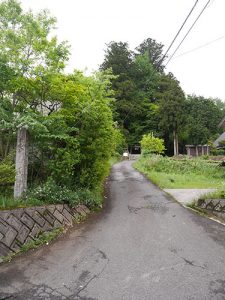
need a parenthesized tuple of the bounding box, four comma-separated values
(2, 227, 63, 263)
(134, 155, 225, 189)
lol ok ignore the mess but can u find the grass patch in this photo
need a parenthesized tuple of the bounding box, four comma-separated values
(2, 227, 63, 263)
(199, 189, 225, 200)
(134, 155, 225, 189)
(0, 196, 45, 210)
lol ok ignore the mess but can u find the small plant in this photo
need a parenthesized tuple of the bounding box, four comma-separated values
(24, 178, 102, 209)
(25, 178, 80, 207)
(2, 227, 63, 263)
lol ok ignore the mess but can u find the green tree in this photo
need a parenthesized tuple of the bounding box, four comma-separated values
(51, 71, 120, 188)
(135, 38, 165, 72)
(100, 41, 160, 145)
(185, 95, 224, 145)
(157, 73, 186, 156)
(0, 0, 70, 198)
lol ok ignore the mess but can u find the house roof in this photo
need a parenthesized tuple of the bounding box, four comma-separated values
(213, 131, 225, 147)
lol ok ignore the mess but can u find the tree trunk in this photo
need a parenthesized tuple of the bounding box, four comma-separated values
(14, 127, 29, 199)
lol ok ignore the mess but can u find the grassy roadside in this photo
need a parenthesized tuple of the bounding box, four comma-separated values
(134, 155, 225, 189)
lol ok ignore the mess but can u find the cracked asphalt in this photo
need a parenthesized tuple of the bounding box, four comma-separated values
(1, 161, 225, 299)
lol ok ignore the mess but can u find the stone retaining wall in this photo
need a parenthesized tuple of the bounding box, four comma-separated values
(0, 204, 90, 259)
(197, 198, 225, 221)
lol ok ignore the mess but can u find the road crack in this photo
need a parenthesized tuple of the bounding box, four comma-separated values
(181, 257, 206, 270)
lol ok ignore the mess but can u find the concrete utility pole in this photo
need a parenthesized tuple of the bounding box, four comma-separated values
(173, 130, 179, 156)
(14, 127, 29, 199)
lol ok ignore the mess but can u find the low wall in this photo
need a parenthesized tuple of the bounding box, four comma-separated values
(0, 204, 90, 259)
(197, 198, 225, 221)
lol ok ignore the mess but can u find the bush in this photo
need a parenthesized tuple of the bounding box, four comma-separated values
(0, 162, 15, 185)
(26, 179, 79, 206)
(140, 133, 165, 155)
(25, 178, 102, 209)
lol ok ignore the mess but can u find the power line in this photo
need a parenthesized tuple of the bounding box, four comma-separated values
(160, 0, 199, 63)
(165, 0, 211, 66)
(172, 35, 225, 60)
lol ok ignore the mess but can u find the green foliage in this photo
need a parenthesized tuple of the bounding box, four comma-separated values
(26, 178, 80, 206)
(184, 95, 224, 145)
(140, 133, 165, 154)
(25, 178, 103, 209)
(157, 73, 186, 133)
(100, 40, 161, 145)
(49, 71, 120, 189)
(0, 162, 15, 185)
(0, 196, 44, 210)
(135, 37, 165, 72)
(0, 153, 15, 189)
(134, 155, 225, 189)
(201, 189, 225, 200)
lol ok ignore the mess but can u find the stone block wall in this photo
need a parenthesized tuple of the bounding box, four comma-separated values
(0, 204, 90, 259)
(197, 198, 225, 221)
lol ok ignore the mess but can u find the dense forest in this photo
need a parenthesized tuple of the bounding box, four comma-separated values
(100, 40, 225, 155)
(0, 0, 225, 206)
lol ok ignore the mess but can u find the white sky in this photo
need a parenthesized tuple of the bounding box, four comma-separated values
(19, 0, 225, 100)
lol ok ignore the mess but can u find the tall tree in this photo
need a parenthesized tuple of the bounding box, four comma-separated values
(135, 38, 165, 72)
(0, 0, 70, 198)
(100, 41, 160, 145)
(157, 73, 186, 155)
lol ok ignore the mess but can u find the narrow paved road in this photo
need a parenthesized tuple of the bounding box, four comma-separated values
(1, 161, 225, 300)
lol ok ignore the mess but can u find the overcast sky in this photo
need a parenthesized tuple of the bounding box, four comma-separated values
(20, 0, 225, 100)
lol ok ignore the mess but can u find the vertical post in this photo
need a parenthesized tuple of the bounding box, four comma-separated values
(173, 130, 177, 156)
(186, 146, 190, 156)
(196, 146, 198, 157)
(176, 132, 179, 156)
(14, 127, 29, 199)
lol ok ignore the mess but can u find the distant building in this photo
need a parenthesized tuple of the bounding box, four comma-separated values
(185, 145, 210, 156)
(128, 144, 141, 154)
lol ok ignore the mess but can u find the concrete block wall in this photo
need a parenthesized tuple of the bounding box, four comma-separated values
(0, 204, 90, 259)
(197, 198, 225, 221)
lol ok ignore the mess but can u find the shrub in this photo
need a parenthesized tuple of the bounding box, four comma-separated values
(25, 178, 102, 209)
(0, 163, 15, 185)
(140, 133, 165, 155)
(26, 178, 80, 207)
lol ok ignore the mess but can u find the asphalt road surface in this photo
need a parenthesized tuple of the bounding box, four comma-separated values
(1, 161, 225, 300)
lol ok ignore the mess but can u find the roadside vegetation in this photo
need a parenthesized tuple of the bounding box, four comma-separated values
(0, 0, 124, 210)
(1, 0, 225, 211)
(134, 155, 225, 189)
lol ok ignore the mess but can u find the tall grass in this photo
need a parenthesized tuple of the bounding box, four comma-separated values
(134, 155, 225, 189)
